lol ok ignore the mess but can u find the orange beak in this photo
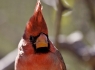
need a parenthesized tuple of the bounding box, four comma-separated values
(35, 33, 48, 49)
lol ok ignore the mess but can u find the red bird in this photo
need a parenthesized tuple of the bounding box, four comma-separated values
(15, 0, 66, 70)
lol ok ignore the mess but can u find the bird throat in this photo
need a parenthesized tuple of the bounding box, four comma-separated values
(35, 47, 50, 53)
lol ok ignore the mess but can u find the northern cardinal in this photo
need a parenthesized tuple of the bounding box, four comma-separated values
(15, 0, 66, 70)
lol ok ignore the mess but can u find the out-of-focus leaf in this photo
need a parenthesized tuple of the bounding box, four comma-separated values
(42, 0, 58, 10)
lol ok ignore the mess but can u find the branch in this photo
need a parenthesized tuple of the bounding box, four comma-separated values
(85, 0, 95, 25)
(54, 0, 71, 47)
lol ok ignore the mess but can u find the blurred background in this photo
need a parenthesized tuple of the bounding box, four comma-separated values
(0, 0, 95, 70)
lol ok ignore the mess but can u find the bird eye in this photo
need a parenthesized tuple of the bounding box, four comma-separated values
(30, 36, 35, 42)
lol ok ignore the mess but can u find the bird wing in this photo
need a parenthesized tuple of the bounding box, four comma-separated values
(49, 41, 67, 70)
(55, 50, 67, 70)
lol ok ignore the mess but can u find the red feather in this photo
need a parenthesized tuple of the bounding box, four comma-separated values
(15, 0, 66, 70)
(24, 0, 48, 38)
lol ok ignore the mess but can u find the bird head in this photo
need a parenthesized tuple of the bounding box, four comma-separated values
(23, 0, 49, 53)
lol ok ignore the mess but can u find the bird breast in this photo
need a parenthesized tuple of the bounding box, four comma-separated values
(15, 52, 63, 70)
